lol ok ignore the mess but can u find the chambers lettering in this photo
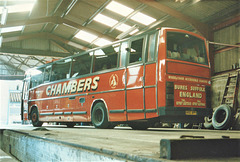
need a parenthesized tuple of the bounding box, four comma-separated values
(46, 76, 100, 96)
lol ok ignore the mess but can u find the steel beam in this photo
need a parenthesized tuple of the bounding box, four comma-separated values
(0, 47, 71, 58)
(1, 16, 116, 42)
(48, 33, 89, 51)
(0, 57, 25, 74)
(53, 0, 76, 17)
(2, 32, 88, 51)
(0, 75, 24, 80)
(214, 43, 240, 55)
(213, 15, 240, 31)
(1, 16, 56, 28)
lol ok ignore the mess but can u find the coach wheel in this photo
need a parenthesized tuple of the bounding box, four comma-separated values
(31, 108, 43, 127)
(91, 102, 110, 129)
(212, 104, 233, 130)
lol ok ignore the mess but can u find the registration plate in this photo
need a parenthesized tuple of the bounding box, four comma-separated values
(185, 111, 197, 115)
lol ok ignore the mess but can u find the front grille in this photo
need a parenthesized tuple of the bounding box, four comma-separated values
(166, 82, 174, 106)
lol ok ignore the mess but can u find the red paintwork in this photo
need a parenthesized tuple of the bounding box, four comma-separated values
(167, 61, 210, 78)
(26, 28, 211, 124)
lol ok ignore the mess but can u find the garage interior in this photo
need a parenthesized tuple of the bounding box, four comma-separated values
(0, 0, 240, 161)
(0, 0, 239, 76)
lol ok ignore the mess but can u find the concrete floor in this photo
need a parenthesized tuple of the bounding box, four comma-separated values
(1, 124, 240, 161)
(0, 149, 18, 162)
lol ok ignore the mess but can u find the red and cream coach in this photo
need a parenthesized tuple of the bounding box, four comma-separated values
(21, 27, 211, 129)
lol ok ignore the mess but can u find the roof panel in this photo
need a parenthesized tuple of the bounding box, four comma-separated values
(30, 0, 59, 19)
(72, 37, 93, 48)
(64, 15, 85, 25)
(142, 6, 168, 20)
(69, 1, 97, 22)
(86, 21, 111, 34)
(182, 1, 238, 22)
(93, 13, 118, 27)
(160, 0, 190, 9)
(80, 0, 107, 8)
(106, 1, 134, 17)
(160, 17, 190, 30)
(22, 39, 49, 50)
(7, 12, 30, 22)
(23, 24, 44, 34)
(42, 23, 55, 32)
(3, 41, 22, 49)
(74, 30, 98, 43)
(52, 24, 77, 39)
(114, 0, 142, 10)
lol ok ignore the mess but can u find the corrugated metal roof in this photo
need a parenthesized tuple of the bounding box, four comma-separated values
(0, 0, 239, 75)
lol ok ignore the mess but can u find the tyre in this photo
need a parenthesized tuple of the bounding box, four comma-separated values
(212, 104, 233, 130)
(91, 102, 110, 129)
(31, 108, 43, 127)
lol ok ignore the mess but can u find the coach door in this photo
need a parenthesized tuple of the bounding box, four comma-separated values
(144, 32, 158, 119)
(126, 37, 145, 121)
(21, 78, 30, 122)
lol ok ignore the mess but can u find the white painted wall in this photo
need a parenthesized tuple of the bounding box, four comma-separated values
(0, 80, 22, 125)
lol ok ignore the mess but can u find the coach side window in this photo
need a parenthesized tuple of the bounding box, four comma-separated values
(147, 33, 157, 62)
(93, 43, 119, 72)
(30, 68, 44, 88)
(51, 59, 71, 81)
(71, 53, 92, 77)
(129, 38, 144, 64)
(119, 41, 128, 67)
(43, 65, 51, 82)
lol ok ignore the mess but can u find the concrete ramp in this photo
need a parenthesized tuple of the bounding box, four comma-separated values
(1, 126, 240, 161)
(0, 129, 159, 161)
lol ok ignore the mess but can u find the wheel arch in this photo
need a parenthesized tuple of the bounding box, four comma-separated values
(90, 99, 109, 121)
(29, 104, 39, 119)
(29, 104, 43, 127)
